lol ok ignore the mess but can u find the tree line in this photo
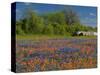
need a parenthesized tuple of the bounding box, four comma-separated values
(16, 9, 97, 36)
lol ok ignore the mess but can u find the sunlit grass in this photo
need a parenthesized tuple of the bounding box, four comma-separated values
(16, 34, 97, 40)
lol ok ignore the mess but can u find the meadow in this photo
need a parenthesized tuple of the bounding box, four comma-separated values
(16, 36, 97, 72)
(15, 3, 97, 72)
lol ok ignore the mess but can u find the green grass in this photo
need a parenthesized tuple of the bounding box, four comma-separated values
(16, 34, 70, 40)
(73, 36, 97, 39)
(16, 34, 97, 40)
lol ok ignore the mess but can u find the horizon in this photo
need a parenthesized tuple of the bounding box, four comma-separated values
(15, 2, 97, 27)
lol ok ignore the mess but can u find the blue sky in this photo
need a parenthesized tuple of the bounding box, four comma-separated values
(15, 2, 97, 27)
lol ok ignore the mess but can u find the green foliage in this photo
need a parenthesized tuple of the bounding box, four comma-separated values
(16, 21, 25, 35)
(16, 9, 97, 36)
(63, 9, 80, 25)
(16, 25, 24, 35)
(44, 12, 66, 25)
(42, 24, 54, 35)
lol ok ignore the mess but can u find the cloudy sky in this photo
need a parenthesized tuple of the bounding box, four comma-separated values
(15, 2, 97, 27)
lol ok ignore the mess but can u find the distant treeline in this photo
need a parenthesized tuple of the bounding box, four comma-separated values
(16, 9, 97, 36)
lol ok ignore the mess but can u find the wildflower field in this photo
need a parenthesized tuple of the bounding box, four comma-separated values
(16, 37, 97, 72)
(13, 2, 97, 73)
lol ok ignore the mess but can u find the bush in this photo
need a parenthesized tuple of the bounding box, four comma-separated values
(16, 25, 25, 35)
(42, 24, 54, 35)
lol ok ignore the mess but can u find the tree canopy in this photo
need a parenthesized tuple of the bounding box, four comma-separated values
(16, 9, 97, 36)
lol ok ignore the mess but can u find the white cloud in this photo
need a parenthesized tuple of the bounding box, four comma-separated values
(24, 3, 30, 6)
(89, 13, 95, 16)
